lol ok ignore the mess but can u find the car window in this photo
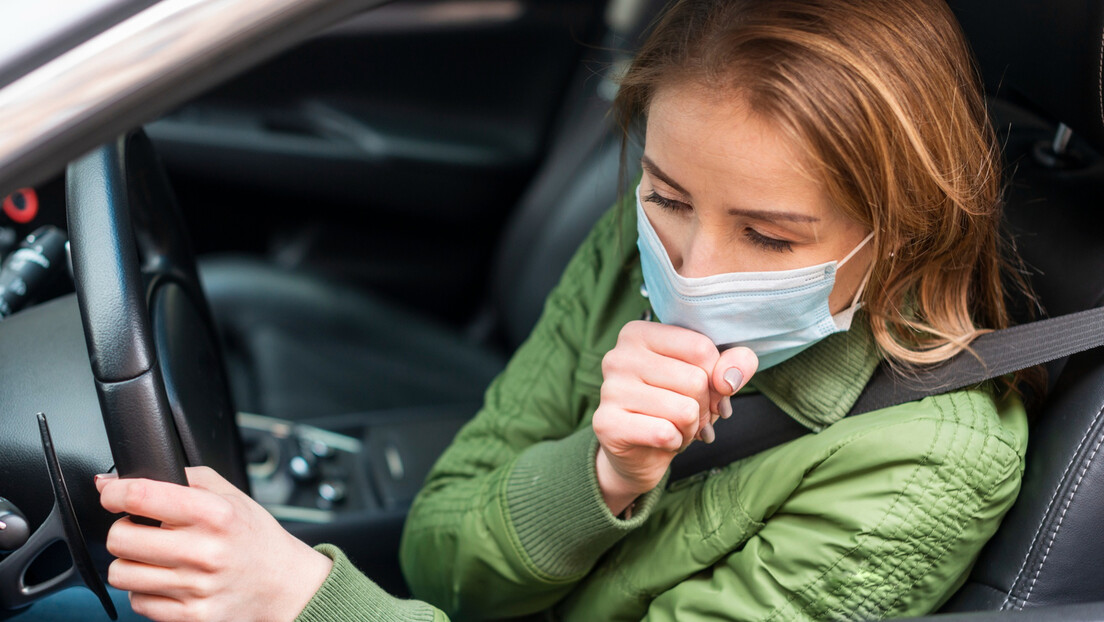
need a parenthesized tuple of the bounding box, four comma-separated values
(0, 0, 154, 89)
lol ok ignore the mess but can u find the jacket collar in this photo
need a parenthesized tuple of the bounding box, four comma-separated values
(749, 316, 882, 431)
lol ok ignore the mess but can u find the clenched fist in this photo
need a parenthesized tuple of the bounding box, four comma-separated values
(592, 321, 757, 515)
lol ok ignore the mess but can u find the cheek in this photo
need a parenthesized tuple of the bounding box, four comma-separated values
(643, 206, 690, 267)
(827, 243, 874, 313)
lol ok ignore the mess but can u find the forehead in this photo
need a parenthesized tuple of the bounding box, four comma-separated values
(643, 82, 834, 219)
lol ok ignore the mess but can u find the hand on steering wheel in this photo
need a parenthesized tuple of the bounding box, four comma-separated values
(96, 467, 331, 622)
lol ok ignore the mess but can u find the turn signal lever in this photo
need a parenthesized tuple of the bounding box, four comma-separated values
(0, 226, 68, 320)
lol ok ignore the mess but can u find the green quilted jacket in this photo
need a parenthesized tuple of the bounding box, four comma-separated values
(295, 196, 1027, 622)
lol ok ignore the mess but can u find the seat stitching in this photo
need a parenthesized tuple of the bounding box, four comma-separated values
(1000, 402, 1104, 609)
(1021, 406, 1104, 605)
(1099, 24, 1103, 128)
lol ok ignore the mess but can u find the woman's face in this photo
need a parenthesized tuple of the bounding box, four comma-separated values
(641, 83, 873, 314)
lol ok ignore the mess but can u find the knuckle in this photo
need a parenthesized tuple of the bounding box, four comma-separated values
(601, 348, 626, 376)
(677, 399, 700, 427)
(653, 425, 680, 449)
(688, 337, 717, 364)
(104, 521, 126, 556)
(129, 595, 151, 618)
(598, 381, 617, 402)
(183, 601, 210, 622)
(205, 498, 235, 532)
(660, 404, 690, 434)
(686, 365, 710, 395)
(187, 465, 215, 484)
(197, 540, 229, 574)
(106, 560, 124, 588)
(620, 320, 646, 339)
(189, 574, 217, 599)
(122, 481, 149, 512)
(591, 408, 612, 434)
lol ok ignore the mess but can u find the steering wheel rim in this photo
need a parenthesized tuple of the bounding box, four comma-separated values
(65, 129, 248, 492)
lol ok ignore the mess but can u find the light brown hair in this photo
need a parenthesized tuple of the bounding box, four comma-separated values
(615, 0, 1037, 383)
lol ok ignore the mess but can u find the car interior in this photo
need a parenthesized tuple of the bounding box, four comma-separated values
(2, 0, 1104, 619)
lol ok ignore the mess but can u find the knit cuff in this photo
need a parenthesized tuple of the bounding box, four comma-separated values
(296, 544, 438, 622)
(505, 426, 664, 580)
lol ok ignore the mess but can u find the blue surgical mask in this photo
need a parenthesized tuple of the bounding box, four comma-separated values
(636, 188, 874, 370)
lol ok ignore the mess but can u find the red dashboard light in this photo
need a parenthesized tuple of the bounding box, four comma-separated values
(2, 188, 39, 224)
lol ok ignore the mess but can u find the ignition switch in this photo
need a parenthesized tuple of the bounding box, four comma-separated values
(0, 497, 29, 553)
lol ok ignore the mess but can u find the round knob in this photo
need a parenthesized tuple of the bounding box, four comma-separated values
(318, 480, 346, 504)
(288, 454, 317, 481)
(0, 498, 30, 553)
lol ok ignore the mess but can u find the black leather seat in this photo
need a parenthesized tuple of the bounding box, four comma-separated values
(935, 0, 1104, 614)
(199, 1, 651, 421)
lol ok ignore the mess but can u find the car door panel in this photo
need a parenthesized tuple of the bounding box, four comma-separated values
(149, 0, 606, 323)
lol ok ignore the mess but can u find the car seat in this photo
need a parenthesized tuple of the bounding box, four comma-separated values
(199, 0, 656, 422)
(934, 0, 1104, 613)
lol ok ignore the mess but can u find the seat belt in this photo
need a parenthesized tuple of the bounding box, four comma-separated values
(668, 305, 1104, 482)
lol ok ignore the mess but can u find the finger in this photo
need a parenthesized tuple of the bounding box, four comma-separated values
(619, 321, 720, 370)
(105, 517, 215, 569)
(594, 406, 684, 453)
(184, 466, 241, 496)
(128, 592, 196, 622)
(99, 477, 231, 528)
(602, 381, 702, 445)
(108, 558, 201, 599)
(605, 347, 713, 414)
(94, 472, 118, 494)
(719, 394, 733, 419)
(712, 346, 758, 396)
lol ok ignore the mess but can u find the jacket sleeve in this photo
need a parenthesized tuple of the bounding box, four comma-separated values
(399, 204, 664, 619)
(641, 393, 1026, 622)
(296, 545, 449, 622)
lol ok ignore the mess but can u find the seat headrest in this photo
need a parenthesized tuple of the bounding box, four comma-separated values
(950, 0, 1104, 152)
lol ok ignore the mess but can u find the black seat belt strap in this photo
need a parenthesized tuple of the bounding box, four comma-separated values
(851, 305, 1104, 414)
(668, 305, 1104, 482)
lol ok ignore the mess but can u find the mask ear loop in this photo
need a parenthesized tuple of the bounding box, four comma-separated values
(838, 231, 875, 269)
(839, 231, 876, 310)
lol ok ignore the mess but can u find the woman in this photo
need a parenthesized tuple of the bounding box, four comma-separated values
(96, 0, 1031, 620)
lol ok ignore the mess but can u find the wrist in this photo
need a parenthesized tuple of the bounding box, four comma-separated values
(595, 447, 643, 516)
(266, 534, 334, 622)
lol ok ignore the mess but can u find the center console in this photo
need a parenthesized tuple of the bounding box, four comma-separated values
(236, 404, 476, 595)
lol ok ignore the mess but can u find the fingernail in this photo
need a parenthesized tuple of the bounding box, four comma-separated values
(700, 422, 715, 444)
(720, 396, 733, 419)
(94, 473, 116, 482)
(723, 368, 744, 394)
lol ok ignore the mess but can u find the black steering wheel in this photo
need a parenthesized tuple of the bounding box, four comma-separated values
(65, 129, 248, 493)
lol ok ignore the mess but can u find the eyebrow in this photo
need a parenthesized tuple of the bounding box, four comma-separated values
(641, 154, 821, 224)
(726, 208, 820, 223)
(641, 155, 690, 196)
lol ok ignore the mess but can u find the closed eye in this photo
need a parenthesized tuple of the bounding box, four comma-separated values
(644, 191, 690, 212)
(744, 228, 794, 253)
